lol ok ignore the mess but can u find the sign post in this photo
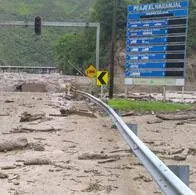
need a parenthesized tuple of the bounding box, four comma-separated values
(125, 0, 189, 96)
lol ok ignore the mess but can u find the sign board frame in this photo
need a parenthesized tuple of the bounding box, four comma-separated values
(125, 0, 189, 86)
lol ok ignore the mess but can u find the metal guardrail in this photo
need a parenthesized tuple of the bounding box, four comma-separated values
(76, 90, 195, 195)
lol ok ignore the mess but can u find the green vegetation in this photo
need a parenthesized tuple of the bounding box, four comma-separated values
(0, 0, 196, 73)
(0, 0, 94, 68)
(108, 99, 192, 113)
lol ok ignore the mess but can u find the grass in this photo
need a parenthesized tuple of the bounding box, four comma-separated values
(108, 98, 192, 113)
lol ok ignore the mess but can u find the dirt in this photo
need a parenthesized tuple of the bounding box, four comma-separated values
(0, 73, 195, 194)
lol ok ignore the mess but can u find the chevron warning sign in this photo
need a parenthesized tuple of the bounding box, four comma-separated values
(96, 71, 109, 86)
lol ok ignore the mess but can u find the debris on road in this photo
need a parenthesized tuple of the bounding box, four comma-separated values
(23, 158, 51, 165)
(20, 112, 45, 122)
(9, 126, 62, 134)
(156, 113, 196, 120)
(0, 137, 28, 152)
(0, 172, 8, 179)
(78, 153, 120, 161)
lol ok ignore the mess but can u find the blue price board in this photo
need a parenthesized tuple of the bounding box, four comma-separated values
(127, 29, 167, 37)
(126, 54, 166, 61)
(126, 45, 167, 53)
(127, 37, 167, 45)
(125, 0, 188, 81)
(127, 20, 167, 28)
(125, 71, 165, 77)
(125, 63, 166, 69)
(128, 9, 188, 20)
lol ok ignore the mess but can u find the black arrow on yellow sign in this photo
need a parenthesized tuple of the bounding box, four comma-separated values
(97, 71, 108, 86)
(98, 72, 107, 85)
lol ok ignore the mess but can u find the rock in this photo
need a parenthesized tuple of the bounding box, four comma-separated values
(0, 137, 28, 152)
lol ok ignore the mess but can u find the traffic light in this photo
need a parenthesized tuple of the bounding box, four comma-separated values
(34, 16, 42, 35)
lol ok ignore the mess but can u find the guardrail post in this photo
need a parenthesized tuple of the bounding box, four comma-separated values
(168, 165, 189, 186)
(127, 123, 138, 136)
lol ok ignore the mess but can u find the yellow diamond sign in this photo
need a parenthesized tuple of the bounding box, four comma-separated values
(85, 65, 97, 78)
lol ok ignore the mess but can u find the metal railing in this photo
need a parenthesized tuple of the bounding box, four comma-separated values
(76, 90, 195, 195)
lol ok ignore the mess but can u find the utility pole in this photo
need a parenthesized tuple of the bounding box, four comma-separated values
(109, 0, 118, 99)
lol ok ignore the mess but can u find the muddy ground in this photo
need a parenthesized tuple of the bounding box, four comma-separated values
(0, 73, 195, 195)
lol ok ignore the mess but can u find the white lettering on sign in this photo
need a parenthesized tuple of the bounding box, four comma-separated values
(133, 2, 181, 12)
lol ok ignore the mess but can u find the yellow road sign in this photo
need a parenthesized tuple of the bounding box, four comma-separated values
(85, 65, 97, 78)
(96, 71, 108, 86)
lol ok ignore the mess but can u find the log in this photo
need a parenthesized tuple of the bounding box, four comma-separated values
(49, 114, 68, 117)
(9, 126, 62, 134)
(24, 158, 51, 165)
(98, 156, 120, 164)
(78, 153, 120, 160)
(121, 112, 135, 117)
(156, 114, 196, 121)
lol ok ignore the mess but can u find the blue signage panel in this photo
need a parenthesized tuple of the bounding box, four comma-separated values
(125, 0, 188, 80)
(126, 54, 166, 61)
(128, 9, 188, 20)
(127, 37, 167, 45)
(127, 46, 167, 53)
(126, 36, 185, 45)
(128, 1, 188, 12)
(127, 29, 167, 37)
(128, 20, 168, 28)
(125, 63, 166, 69)
(125, 71, 165, 77)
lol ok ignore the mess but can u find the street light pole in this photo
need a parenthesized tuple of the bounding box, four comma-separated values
(109, 0, 118, 99)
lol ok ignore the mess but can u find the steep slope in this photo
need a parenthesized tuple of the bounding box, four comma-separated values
(0, 0, 95, 67)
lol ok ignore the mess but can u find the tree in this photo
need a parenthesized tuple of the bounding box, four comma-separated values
(55, 32, 89, 74)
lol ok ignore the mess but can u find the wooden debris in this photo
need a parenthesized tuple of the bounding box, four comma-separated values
(160, 148, 189, 161)
(133, 174, 152, 182)
(20, 112, 45, 122)
(49, 114, 68, 117)
(62, 140, 78, 144)
(53, 163, 79, 171)
(0, 172, 8, 179)
(9, 126, 61, 134)
(109, 149, 130, 153)
(0, 137, 28, 152)
(0, 113, 9, 116)
(147, 118, 163, 124)
(78, 153, 120, 160)
(24, 158, 51, 165)
(98, 156, 120, 164)
(156, 114, 196, 121)
(4, 100, 14, 103)
(121, 111, 135, 117)
(60, 108, 97, 118)
(1, 165, 16, 170)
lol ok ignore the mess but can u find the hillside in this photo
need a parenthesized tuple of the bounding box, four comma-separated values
(0, 0, 95, 67)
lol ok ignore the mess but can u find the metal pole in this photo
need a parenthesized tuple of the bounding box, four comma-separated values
(96, 23, 100, 71)
(0, 21, 100, 72)
(109, 0, 117, 99)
